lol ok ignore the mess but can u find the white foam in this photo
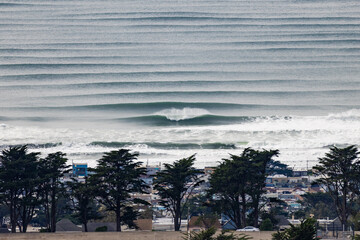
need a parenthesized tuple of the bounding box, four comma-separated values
(155, 108, 210, 121)
(1, 109, 360, 169)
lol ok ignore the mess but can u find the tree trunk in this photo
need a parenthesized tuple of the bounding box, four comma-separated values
(233, 200, 242, 229)
(22, 207, 27, 233)
(116, 200, 122, 232)
(83, 207, 88, 232)
(116, 211, 121, 232)
(240, 193, 247, 228)
(50, 189, 57, 232)
(10, 199, 16, 233)
(17, 222, 22, 233)
(253, 198, 259, 227)
(174, 200, 181, 231)
(174, 213, 180, 231)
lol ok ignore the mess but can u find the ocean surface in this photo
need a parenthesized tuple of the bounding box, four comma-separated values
(1, 0, 360, 169)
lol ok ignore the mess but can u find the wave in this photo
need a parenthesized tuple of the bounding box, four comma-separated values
(326, 109, 360, 121)
(0, 142, 62, 150)
(90, 16, 360, 22)
(7, 102, 359, 114)
(116, 113, 253, 126)
(90, 141, 238, 150)
(34, 89, 360, 101)
(154, 108, 209, 121)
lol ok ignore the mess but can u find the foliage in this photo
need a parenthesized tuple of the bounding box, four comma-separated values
(300, 192, 337, 219)
(153, 155, 204, 231)
(208, 148, 279, 228)
(260, 218, 273, 231)
(38, 152, 70, 232)
(137, 205, 153, 219)
(0, 145, 41, 232)
(353, 235, 360, 240)
(91, 149, 149, 231)
(68, 177, 102, 232)
(272, 218, 317, 240)
(350, 211, 360, 231)
(182, 194, 213, 219)
(183, 227, 252, 240)
(39, 228, 51, 232)
(95, 225, 108, 232)
(267, 159, 293, 177)
(313, 145, 360, 228)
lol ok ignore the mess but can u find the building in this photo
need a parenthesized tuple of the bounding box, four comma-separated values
(72, 163, 88, 177)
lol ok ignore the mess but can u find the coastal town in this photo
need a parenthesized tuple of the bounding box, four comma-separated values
(1, 148, 357, 240)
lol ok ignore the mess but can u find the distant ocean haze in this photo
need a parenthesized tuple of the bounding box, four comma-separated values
(0, 0, 360, 169)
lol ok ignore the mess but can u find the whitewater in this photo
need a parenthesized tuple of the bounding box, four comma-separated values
(1, 0, 360, 169)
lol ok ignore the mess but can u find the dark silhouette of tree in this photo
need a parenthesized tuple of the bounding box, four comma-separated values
(267, 159, 293, 177)
(208, 148, 278, 228)
(153, 155, 204, 231)
(0, 145, 41, 233)
(91, 149, 149, 232)
(38, 152, 69, 232)
(313, 145, 360, 228)
(247, 149, 279, 227)
(68, 177, 101, 232)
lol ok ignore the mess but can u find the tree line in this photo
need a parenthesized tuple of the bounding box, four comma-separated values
(0, 144, 359, 234)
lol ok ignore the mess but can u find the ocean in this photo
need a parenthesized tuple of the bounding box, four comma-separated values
(1, 0, 360, 169)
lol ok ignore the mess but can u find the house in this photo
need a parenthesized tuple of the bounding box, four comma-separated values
(188, 216, 221, 231)
(56, 219, 81, 232)
(72, 163, 88, 177)
(275, 215, 290, 230)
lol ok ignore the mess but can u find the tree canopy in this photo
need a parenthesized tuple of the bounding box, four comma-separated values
(91, 149, 149, 231)
(153, 154, 204, 231)
(313, 145, 360, 228)
(0, 146, 41, 233)
(208, 148, 279, 228)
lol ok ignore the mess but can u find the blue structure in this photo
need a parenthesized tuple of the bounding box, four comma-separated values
(72, 163, 88, 177)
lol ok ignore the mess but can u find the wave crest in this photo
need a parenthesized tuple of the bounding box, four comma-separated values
(326, 109, 360, 121)
(154, 107, 210, 121)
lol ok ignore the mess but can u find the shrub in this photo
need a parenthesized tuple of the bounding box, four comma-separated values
(272, 218, 317, 240)
(183, 227, 252, 240)
(260, 218, 273, 231)
(95, 225, 108, 232)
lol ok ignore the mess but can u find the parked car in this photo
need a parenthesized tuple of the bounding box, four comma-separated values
(236, 226, 260, 232)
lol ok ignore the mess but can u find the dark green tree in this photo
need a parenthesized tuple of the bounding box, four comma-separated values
(247, 149, 279, 227)
(208, 153, 248, 229)
(267, 159, 293, 177)
(182, 194, 213, 219)
(91, 149, 149, 232)
(313, 145, 360, 228)
(38, 152, 69, 232)
(260, 218, 273, 231)
(68, 177, 102, 232)
(153, 155, 204, 231)
(208, 148, 278, 228)
(17, 150, 42, 233)
(300, 192, 337, 219)
(272, 218, 317, 240)
(0, 146, 41, 233)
